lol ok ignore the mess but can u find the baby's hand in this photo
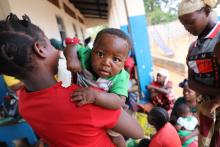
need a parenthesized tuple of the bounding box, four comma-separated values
(71, 87, 96, 106)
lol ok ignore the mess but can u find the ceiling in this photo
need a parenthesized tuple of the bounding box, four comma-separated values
(69, 0, 108, 19)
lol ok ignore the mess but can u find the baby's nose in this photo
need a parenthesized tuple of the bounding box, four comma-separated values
(102, 58, 111, 66)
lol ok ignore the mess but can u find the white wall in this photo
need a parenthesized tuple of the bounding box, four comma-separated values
(214, 4, 220, 16)
(0, 0, 11, 19)
(85, 18, 107, 28)
(124, 0, 145, 17)
(6, 0, 86, 41)
(108, 0, 120, 28)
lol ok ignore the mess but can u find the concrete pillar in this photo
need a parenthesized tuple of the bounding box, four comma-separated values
(124, 0, 153, 102)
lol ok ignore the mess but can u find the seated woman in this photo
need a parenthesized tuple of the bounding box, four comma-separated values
(170, 79, 198, 146)
(138, 68, 175, 113)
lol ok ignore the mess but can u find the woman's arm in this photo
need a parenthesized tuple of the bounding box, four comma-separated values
(180, 128, 199, 144)
(112, 110, 144, 139)
(188, 78, 220, 96)
(188, 70, 220, 96)
(148, 85, 171, 95)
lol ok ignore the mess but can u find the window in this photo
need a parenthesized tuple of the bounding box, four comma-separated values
(73, 24, 78, 37)
(80, 28, 85, 41)
(56, 16, 66, 41)
(48, 0, 60, 8)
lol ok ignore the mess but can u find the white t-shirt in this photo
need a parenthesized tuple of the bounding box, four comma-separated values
(177, 116, 198, 131)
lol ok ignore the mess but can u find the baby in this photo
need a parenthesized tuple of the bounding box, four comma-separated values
(176, 104, 198, 147)
(64, 28, 132, 147)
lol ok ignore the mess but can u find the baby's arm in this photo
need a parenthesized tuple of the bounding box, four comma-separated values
(64, 38, 82, 72)
(71, 87, 125, 109)
(94, 92, 126, 109)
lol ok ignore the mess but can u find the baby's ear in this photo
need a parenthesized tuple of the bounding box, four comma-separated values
(33, 40, 47, 58)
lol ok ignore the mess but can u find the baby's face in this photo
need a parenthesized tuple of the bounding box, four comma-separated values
(91, 34, 128, 78)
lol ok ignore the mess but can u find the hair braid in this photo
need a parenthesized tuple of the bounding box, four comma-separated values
(0, 13, 44, 78)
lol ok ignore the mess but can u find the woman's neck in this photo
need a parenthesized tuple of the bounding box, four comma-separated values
(199, 20, 216, 39)
(23, 71, 57, 92)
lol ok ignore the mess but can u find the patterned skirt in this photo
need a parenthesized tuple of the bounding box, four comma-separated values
(196, 95, 220, 147)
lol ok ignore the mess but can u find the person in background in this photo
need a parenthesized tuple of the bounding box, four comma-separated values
(178, 0, 220, 146)
(50, 38, 64, 51)
(50, 38, 72, 87)
(138, 138, 151, 147)
(148, 107, 182, 147)
(175, 104, 198, 147)
(124, 56, 139, 111)
(170, 79, 199, 146)
(170, 79, 197, 125)
(0, 13, 144, 147)
(138, 68, 175, 114)
(84, 36, 92, 48)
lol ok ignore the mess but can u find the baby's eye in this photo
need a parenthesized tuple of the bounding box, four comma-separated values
(96, 51, 104, 57)
(113, 57, 121, 63)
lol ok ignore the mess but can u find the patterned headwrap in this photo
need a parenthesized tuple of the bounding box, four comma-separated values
(178, 0, 217, 16)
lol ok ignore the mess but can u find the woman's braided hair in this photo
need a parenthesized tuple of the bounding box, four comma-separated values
(0, 13, 44, 79)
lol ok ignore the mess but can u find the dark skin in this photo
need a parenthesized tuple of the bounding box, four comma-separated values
(148, 74, 172, 95)
(182, 86, 197, 117)
(23, 36, 59, 92)
(180, 128, 199, 144)
(175, 106, 199, 143)
(64, 34, 129, 109)
(10, 34, 144, 141)
(179, 7, 220, 113)
(170, 86, 198, 143)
